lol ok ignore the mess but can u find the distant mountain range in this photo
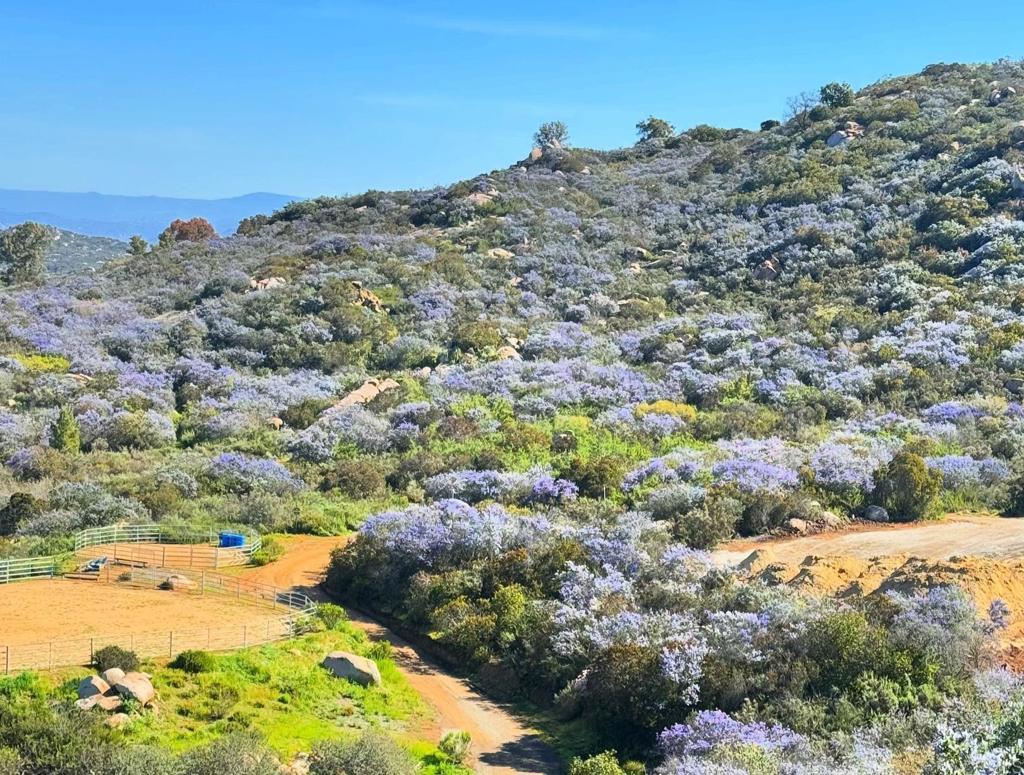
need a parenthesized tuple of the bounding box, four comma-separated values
(0, 189, 297, 241)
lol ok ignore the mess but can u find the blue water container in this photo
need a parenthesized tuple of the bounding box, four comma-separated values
(219, 532, 245, 548)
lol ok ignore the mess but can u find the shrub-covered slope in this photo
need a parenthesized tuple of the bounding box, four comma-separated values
(4, 60, 1024, 772)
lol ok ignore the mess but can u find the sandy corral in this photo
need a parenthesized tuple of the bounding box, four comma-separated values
(0, 578, 281, 646)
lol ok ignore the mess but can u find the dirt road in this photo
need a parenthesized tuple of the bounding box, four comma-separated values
(713, 513, 1024, 567)
(242, 536, 559, 775)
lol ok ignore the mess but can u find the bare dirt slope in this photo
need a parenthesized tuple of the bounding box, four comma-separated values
(241, 536, 559, 775)
(713, 513, 1024, 567)
(714, 514, 1024, 666)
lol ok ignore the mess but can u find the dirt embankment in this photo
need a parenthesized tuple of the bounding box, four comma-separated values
(713, 514, 1024, 665)
(241, 536, 559, 775)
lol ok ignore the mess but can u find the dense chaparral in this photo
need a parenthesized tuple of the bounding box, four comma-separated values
(3, 60, 1024, 771)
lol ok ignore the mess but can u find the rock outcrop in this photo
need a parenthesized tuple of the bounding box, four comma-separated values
(321, 651, 382, 687)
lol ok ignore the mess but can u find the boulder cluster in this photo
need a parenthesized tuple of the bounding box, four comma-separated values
(76, 667, 156, 728)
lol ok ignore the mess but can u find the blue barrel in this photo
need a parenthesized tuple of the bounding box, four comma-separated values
(219, 532, 245, 548)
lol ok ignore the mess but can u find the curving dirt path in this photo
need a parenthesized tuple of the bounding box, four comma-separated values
(712, 513, 1024, 567)
(241, 536, 560, 775)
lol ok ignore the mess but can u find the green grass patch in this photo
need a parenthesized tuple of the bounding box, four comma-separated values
(28, 625, 431, 761)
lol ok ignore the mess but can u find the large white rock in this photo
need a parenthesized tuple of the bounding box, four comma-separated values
(105, 712, 131, 729)
(321, 651, 382, 687)
(827, 131, 851, 148)
(101, 667, 126, 686)
(78, 675, 110, 700)
(114, 672, 156, 706)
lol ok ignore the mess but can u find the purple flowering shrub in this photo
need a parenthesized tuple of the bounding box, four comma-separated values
(423, 467, 577, 505)
(204, 453, 304, 495)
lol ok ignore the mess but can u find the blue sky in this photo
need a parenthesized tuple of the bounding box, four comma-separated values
(2, 0, 1023, 199)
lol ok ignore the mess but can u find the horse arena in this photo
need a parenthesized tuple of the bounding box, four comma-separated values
(0, 527, 314, 673)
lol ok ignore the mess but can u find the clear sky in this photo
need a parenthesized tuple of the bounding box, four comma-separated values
(2, 0, 1023, 199)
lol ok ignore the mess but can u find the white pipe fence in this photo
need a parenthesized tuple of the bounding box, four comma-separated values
(0, 556, 60, 584)
(0, 524, 262, 585)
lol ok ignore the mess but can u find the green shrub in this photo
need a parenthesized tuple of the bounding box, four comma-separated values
(0, 748, 22, 775)
(322, 458, 387, 498)
(315, 602, 349, 630)
(452, 321, 504, 352)
(566, 455, 627, 499)
(805, 610, 883, 693)
(251, 535, 285, 566)
(687, 124, 726, 142)
(280, 398, 334, 430)
(871, 451, 942, 521)
(568, 751, 627, 775)
(170, 649, 217, 674)
(808, 104, 830, 122)
(0, 493, 43, 537)
(438, 729, 472, 764)
(181, 732, 280, 775)
(820, 81, 855, 108)
(309, 730, 417, 775)
(677, 487, 743, 549)
(92, 645, 139, 673)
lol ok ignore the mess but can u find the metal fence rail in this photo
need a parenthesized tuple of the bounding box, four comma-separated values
(0, 556, 60, 584)
(75, 524, 262, 558)
(0, 524, 263, 586)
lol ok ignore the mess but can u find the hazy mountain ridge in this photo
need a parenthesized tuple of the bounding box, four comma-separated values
(0, 189, 296, 241)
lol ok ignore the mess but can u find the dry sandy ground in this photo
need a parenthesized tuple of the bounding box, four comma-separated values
(0, 579, 278, 646)
(241, 536, 560, 775)
(713, 513, 1024, 566)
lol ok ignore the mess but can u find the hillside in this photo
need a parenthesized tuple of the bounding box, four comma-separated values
(0, 189, 295, 241)
(3, 60, 1024, 772)
(45, 228, 128, 274)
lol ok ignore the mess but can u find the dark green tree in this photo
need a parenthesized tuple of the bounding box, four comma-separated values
(0, 493, 42, 536)
(534, 121, 569, 150)
(871, 451, 942, 521)
(50, 405, 81, 454)
(0, 222, 53, 284)
(820, 81, 855, 108)
(635, 116, 675, 141)
(128, 235, 149, 256)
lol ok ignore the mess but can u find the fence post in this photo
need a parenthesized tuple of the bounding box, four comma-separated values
(4, 646, 8, 675)
(243, 624, 247, 648)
